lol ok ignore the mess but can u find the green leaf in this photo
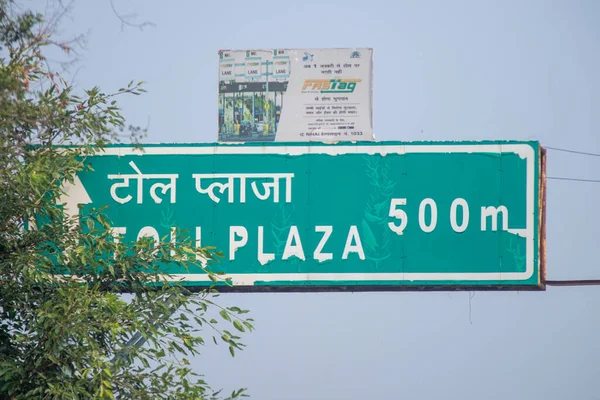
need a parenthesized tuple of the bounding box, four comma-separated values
(219, 309, 231, 322)
(0, 7, 254, 397)
(233, 320, 245, 332)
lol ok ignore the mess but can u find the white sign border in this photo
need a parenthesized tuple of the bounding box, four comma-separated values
(97, 143, 537, 285)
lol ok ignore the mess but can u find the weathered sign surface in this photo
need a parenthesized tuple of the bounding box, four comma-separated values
(64, 141, 546, 291)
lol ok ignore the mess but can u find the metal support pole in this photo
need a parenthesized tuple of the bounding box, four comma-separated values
(266, 61, 269, 130)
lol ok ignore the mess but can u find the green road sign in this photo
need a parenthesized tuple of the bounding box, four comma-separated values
(65, 141, 546, 291)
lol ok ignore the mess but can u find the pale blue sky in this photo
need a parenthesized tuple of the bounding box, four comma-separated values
(39, 0, 600, 398)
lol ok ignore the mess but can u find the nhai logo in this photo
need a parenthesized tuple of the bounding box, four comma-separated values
(301, 78, 361, 93)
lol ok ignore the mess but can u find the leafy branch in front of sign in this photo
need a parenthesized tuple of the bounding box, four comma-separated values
(0, 3, 252, 399)
(361, 155, 396, 270)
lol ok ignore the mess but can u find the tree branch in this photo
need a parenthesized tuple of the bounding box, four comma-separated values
(109, 0, 156, 31)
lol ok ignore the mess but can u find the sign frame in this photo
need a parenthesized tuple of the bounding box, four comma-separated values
(71, 141, 547, 292)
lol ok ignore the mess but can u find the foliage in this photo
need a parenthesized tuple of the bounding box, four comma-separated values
(0, 2, 253, 398)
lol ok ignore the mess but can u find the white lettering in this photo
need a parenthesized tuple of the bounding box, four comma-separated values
(194, 174, 236, 203)
(450, 198, 469, 233)
(193, 173, 294, 204)
(108, 161, 178, 205)
(137, 226, 160, 256)
(257, 226, 275, 265)
(149, 180, 177, 204)
(282, 226, 305, 261)
(137, 226, 159, 246)
(110, 227, 127, 244)
(419, 198, 437, 233)
(169, 227, 188, 260)
(481, 206, 509, 231)
(342, 225, 365, 260)
(229, 226, 248, 260)
(314, 226, 333, 262)
(388, 198, 408, 235)
(110, 227, 126, 259)
(250, 174, 293, 203)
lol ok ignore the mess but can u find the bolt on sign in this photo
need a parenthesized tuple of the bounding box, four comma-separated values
(61, 141, 546, 291)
